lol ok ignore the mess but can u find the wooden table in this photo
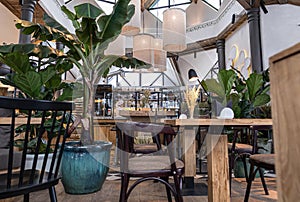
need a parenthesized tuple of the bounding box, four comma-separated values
(164, 118, 273, 202)
(0, 117, 42, 125)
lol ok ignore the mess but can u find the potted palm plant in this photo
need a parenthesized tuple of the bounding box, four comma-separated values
(13, 0, 149, 194)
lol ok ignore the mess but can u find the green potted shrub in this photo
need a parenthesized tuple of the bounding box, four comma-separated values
(12, 0, 149, 194)
(0, 42, 80, 171)
(202, 68, 270, 118)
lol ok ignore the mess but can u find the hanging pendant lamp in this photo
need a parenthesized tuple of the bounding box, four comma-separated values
(121, 0, 141, 36)
(152, 38, 166, 72)
(133, 33, 154, 65)
(163, 8, 187, 52)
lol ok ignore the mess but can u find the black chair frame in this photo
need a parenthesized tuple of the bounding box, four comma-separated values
(116, 122, 184, 202)
(0, 96, 73, 202)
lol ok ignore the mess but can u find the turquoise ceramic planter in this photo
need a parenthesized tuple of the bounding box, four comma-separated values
(234, 158, 262, 178)
(61, 141, 112, 194)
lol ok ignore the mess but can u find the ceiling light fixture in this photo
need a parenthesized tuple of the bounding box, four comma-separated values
(163, 8, 187, 52)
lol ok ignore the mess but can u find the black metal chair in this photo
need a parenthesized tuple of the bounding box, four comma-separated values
(228, 127, 252, 191)
(244, 125, 274, 202)
(116, 121, 184, 202)
(0, 96, 73, 202)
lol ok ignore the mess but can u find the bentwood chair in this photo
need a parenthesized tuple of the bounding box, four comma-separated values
(228, 127, 252, 191)
(244, 125, 275, 202)
(116, 121, 184, 202)
(0, 96, 73, 202)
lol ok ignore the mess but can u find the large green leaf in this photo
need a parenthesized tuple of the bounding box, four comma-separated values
(40, 65, 56, 84)
(253, 94, 270, 107)
(203, 79, 225, 102)
(0, 52, 31, 74)
(61, 5, 80, 29)
(43, 12, 70, 33)
(45, 74, 62, 89)
(13, 71, 42, 98)
(246, 73, 264, 102)
(0, 44, 35, 54)
(217, 69, 236, 96)
(74, 3, 104, 19)
(76, 17, 100, 45)
(98, 0, 133, 44)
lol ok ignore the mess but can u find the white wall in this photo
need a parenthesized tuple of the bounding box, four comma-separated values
(225, 21, 250, 70)
(0, 3, 19, 44)
(178, 49, 218, 85)
(39, 0, 75, 33)
(261, 4, 300, 69)
(186, 1, 217, 28)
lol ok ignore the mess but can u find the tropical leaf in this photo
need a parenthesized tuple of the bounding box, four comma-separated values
(13, 71, 42, 98)
(74, 3, 104, 19)
(246, 73, 264, 102)
(0, 52, 31, 74)
(217, 69, 236, 96)
(43, 12, 70, 33)
(61, 5, 80, 29)
(40, 65, 56, 84)
(203, 79, 226, 103)
(253, 94, 270, 107)
(97, 0, 133, 44)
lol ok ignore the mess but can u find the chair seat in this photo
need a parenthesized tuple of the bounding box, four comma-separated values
(0, 170, 59, 199)
(134, 144, 158, 154)
(128, 155, 184, 175)
(249, 154, 275, 170)
(228, 143, 252, 153)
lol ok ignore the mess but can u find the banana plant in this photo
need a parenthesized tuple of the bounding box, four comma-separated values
(202, 69, 270, 118)
(13, 0, 149, 145)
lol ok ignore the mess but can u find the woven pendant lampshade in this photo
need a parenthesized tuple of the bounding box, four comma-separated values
(121, 0, 141, 36)
(163, 8, 187, 52)
(133, 33, 154, 65)
(152, 38, 166, 72)
(104, 35, 125, 56)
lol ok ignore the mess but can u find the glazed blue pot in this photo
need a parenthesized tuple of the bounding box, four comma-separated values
(61, 141, 112, 194)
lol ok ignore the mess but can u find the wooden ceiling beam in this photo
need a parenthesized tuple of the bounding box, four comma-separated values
(0, 0, 44, 24)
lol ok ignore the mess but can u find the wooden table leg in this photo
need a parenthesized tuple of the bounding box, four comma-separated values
(182, 126, 196, 188)
(207, 133, 230, 202)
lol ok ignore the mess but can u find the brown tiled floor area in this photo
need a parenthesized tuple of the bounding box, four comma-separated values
(0, 175, 277, 202)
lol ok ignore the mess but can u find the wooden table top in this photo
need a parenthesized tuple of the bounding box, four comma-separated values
(0, 117, 42, 125)
(164, 118, 273, 126)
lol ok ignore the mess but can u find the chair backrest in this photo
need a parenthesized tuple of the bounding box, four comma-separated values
(116, 121, 178, 173)
(251, 125, 273, 154)
(0, 96, 73, 189)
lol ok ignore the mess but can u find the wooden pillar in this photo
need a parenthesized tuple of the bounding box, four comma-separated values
(269, 43, 300, 202)
(207, 129, 230, 202)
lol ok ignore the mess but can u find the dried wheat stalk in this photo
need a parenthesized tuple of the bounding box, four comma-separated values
(184, 85, 201, 112)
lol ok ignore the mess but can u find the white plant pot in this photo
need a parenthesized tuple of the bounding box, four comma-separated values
(25, 153, 56, 172)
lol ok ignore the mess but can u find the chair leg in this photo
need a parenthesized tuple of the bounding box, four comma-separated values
(49, 186, 58, 202)
(162, 177, 172, 202)
(258, 167, 269, 195)
(242, 156, 249, 181)
(119, 174, 130, 202)
(173, 175, 183, 202)
(244, 163, 255, 202)
(228, 152, 235, 195)
(23, 194, 29, 202)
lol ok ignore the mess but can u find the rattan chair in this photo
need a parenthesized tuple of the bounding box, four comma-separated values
(0, 96, 73, 202)
(116, 121, 184, 202)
